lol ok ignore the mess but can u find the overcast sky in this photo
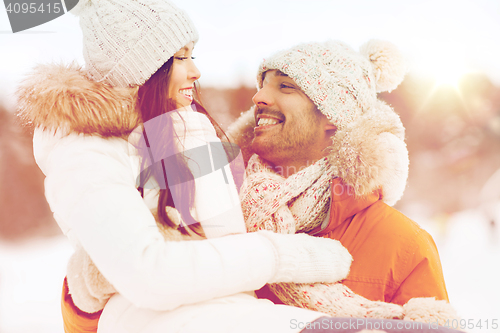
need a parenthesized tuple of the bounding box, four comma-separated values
(1, 0, 499, 109)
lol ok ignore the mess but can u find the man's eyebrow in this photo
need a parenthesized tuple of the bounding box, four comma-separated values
(276, 71, 288, 77)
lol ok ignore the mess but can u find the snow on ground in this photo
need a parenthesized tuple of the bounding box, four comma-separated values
(0, 237, 73, 333)
(0, 209, 499, 333)
(440, 211, 500, 325)
(409, 207, 500, 333)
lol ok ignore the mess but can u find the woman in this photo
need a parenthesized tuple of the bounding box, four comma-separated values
(17, 0, 351, 332)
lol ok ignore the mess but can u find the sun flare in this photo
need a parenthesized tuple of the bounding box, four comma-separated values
(416, 44, 471, 89)
(433, 66, 466, 87)
(432, 59, 470, 88)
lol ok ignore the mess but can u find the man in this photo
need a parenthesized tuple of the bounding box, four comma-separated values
(228, 39, 449, 307)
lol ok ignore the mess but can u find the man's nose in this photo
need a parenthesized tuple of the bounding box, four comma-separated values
(252, 86, 273, 106)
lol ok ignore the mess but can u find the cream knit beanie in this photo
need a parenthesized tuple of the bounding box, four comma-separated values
(257, 40, 407, 129)
(71, 0, 198, 87)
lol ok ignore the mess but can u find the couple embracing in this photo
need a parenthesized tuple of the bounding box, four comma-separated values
(17, 0, 458, 332)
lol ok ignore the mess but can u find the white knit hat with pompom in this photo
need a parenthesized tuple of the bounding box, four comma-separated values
(70, 0, 198, 88)
(257, 40, 407, 129)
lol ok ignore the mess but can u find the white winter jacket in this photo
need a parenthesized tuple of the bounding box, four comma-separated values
(33, 128, 323, 333)
(19, 64, 327, 333)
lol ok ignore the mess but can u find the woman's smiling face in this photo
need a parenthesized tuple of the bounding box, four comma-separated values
(168, 42, 201, 108)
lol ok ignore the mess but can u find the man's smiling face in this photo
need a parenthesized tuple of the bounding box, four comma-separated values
(251, 70, 333, 169)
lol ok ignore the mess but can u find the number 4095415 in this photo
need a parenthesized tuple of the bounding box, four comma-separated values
(6, 2, 62, 14)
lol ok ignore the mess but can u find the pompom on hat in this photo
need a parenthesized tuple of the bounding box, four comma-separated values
(257, 39, 408, 129)
(70, 0, 198, 88)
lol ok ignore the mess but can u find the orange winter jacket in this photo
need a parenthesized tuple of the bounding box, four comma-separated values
(61, 278, 100, 333)
(257, 178, 449, 306)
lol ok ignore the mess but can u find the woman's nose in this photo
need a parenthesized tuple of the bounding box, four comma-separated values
(189, 61, 201, 81)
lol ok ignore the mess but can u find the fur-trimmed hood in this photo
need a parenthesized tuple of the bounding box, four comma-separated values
(16, 63, 140, 138)
(227, 102, 409, 206)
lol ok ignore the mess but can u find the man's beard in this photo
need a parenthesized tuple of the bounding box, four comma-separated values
(252, 105, 321, 165)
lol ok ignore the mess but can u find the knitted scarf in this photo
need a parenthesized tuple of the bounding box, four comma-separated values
(240, 154, 406, 319)
(241, 154, 333, 235)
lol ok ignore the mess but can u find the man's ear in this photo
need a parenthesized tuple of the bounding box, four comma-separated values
(325, 123, 337, 132)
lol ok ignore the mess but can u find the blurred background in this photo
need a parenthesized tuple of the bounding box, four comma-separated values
(1, 0, 499, 332)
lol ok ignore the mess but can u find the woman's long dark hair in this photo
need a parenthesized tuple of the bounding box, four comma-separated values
(136, 58, 226, 237)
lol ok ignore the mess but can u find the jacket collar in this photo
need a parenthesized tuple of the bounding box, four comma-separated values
(309, 178, 382, 235)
